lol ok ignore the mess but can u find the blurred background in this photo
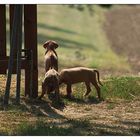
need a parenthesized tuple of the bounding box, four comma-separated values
(5, 5, 140, 78)
(3, 4, 140, 94)
(36, 5, 140, 77)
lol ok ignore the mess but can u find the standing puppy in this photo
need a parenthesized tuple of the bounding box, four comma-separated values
(59, 67, 103, 99)
(43, 40, 59, 72)
(39, 68, 60, 100)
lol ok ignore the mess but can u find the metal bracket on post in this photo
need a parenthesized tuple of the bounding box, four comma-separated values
(21, 49, 33, 98)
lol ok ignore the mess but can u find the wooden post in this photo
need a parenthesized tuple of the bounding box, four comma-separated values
(16, 5, 23, 104)
(10, 5, 18, 59)
(4, 5, 20, 105)
(24, 5, 38, 98)
(0, 5, 7, 74)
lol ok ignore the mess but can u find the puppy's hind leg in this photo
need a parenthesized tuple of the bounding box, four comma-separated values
(83, 82, 91, 97)
(92, 81, 101, 100)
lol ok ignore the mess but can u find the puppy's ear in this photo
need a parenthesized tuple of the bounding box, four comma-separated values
(53, 42, 59, 49)
(43, 41, 49, 49)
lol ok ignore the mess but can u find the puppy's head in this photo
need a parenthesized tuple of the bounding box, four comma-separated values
(43, 40, 59, 50)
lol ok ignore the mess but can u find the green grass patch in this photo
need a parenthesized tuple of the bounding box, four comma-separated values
(102, 76, 140, 100)
(61, 76, 140, 104)
(13, 120, 73, 136)
(13, 118, 91, 136)
(107, 103, 115, 109)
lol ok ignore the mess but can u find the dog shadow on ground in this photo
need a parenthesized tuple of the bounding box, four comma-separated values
(61, 94, 103, 105)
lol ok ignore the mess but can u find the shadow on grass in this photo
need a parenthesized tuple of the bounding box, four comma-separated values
(0, 96, 139, 136)
(0, 96, 65, 119)
(38, 23, 79, 35)
(6, 19, 97, 51)
(14, 117, 91, 136)
(6, 18, 78, 35)
(13, 117, 140, 136)
(22, 98, 66, 118)
(120, 120, 140, 127)
(38, 33, 97, 50)
(61, 94, 102, 105)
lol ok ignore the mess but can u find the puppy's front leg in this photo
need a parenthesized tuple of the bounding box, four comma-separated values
(66, 84, 72, 98)
(55, 86, 60, 101)
(38, 82, 46, 99)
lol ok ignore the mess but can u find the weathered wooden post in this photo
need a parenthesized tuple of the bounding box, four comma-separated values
(0, 5, 6, 74)
(0, 5, 38, 105)
(16, 5, 23, 104)
(3, 5, 20, 105)
(24, 5, 38, 98)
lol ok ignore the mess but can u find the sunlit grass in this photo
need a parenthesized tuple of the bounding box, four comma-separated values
(60, 76, 140, 103)
(37, 5, 130, 72)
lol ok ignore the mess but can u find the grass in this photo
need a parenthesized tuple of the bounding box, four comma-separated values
(0, 76, 139, 136)
(14, 120, 73, 136)
(107, 103, 115, 109)
(13, 118, 90, 136)
(36, 5, 130, 73)
(102, 76, 140, 100)
(1, 5, 140, 136)
(60, 76, 140, 105)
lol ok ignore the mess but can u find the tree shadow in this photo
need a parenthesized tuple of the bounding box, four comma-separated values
(38, 23, 79, 35)
(90, 122, 140, 136)
(6, 18, 78, 35)
(17, 117, 139, 136)
(0, 96, 65, 119)
(6, 18, 97, 51)
(38, 33, 97, 50)
(120, 120, 140, 127)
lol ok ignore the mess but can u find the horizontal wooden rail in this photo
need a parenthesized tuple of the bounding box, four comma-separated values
(0, 56, 30, 74)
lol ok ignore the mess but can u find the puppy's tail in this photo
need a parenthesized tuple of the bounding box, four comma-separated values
(94, 70, 103, 86)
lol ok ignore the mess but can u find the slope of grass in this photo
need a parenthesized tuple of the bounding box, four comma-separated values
(37, 5, 130, 72)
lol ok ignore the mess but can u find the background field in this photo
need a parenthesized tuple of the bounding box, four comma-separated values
(0, 5, 140, 136)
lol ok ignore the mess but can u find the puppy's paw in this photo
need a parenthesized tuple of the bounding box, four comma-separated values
(98, 97, 104, 102)
(66, 94, 73, 99)
(37, 96, 42, 100)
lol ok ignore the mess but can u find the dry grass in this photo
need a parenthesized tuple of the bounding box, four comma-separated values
(0, 5, 140, 136)
(0, 75, 140, 136)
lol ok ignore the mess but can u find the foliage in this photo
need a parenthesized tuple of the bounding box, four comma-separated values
(66, 4, 112, 15)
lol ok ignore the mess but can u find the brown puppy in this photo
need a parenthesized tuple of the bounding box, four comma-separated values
(59, 67, 102, 99)
(39, 68, 60, 100)
(43, 40, 58, 72)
